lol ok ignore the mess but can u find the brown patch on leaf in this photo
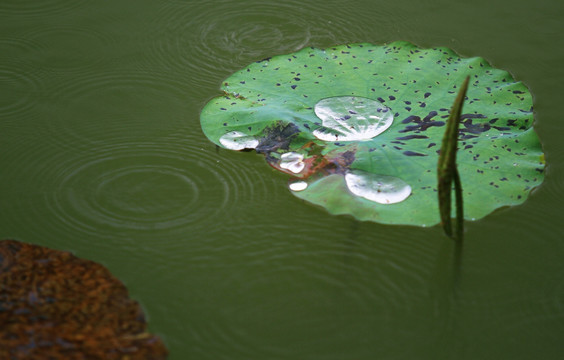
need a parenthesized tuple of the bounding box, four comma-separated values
(266, 141, 357, 179)
(0, 239, 168, 360)
(256, 121, 301, 155)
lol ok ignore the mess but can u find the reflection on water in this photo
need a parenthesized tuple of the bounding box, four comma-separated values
(1, 0, 563, 359)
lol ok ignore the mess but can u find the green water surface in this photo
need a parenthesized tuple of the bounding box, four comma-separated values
(1, 0, 563, 359)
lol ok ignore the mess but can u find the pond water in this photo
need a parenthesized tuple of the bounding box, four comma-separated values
(1, 0, 563, 359)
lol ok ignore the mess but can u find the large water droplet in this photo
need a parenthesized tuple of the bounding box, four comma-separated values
(345, 170, 411, 204)
(289, 180, 308, 192)
(312, 96, 393, 142)
(280, 152, 305, 174)
(219, 131, 259, 150)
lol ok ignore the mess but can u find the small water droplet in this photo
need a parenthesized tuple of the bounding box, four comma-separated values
(219, 131, 259, 150)
(289, 180, 308, 191)
(280, 152, 305, 173)
(345, 170, 411, 204)
(312, 96, 393, 142)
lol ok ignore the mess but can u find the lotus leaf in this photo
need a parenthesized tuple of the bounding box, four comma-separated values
(200, 41, 544, 226)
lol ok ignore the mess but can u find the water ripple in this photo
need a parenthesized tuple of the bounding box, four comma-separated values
(41, 69, 192, 147)
(20, 25, 117, 73)
(1, 131, 276, 247)
(542, 146, 564, 201)
(0, 37, 46, 57)
(0, 61, 47, 120)
(148, 1, 312, 79)
(163, 218, 439, 358)
(0, 0, 88, 17)
(59, 145, 256, 235)
(146, 0, 400, 93)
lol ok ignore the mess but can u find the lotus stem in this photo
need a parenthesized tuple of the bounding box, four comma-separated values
(438, 76, 469, 241)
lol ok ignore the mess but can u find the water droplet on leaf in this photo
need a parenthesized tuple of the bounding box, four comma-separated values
(345, 170, 411, 204)
(219, 131, 259, 150)
(289, 180, 308, 191)
(312, 96, 393, 142)
(280, 152, 305, 173)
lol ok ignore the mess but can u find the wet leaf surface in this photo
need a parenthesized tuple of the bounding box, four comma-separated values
(200, 42, 545, 226)
(0, 239, 168, 360)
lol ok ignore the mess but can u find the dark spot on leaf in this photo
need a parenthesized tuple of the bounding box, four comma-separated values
(403, 151, 427, 157)
(402, 115, 421, 124)
(461, 134, 478, 140)
(400, 111, 444, 133)
(461, 113, 487, 120)
(460, 119, 491, 135)
(423, 111, 438, 122)
(396, 135, 429, 140)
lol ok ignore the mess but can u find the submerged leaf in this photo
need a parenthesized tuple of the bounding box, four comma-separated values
(200, 42, 545, 226)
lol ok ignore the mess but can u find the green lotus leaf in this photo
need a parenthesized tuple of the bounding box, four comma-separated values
(200, 41, 545, 226)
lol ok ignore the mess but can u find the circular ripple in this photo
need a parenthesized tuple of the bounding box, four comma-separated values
(148, 0, 414, 74)
(21, 26, 117, 73)
(50, 144, 226, 235)
(95, 167, 197, 221)
(542, 146, 563, 200)
(0, 61, 46, 120)
(0, 37, 45, 58)
(41, 69, 193, 147)
(0, 0, 88, 17)
(151, 217, 441, 359)
(147, 0, 374, 93)
(1, 129, 276, 245)
(50, 147, 205, 233)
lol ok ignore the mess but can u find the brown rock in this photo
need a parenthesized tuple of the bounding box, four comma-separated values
(0, 239, 168, 359)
